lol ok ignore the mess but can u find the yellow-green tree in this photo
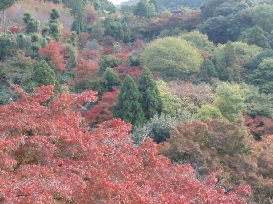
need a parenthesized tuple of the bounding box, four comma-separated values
(141, 37, 203, 80)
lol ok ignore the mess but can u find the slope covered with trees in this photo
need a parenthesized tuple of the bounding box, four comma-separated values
(1, 0, 273, 202)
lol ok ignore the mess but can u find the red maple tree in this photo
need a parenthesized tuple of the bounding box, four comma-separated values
(0, 85, 250, 203)
(39, 41, 68, 71)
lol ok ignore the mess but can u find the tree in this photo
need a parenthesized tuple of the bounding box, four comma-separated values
(0, 85, 250, 203)
(65, 0, 86, 34)
(33, 60, 61, 93)
(39, 41, 68, 71)
(247, 57, 273, 94)
(214, 82, 249, 122)
(102, 68, 121, 92)
(0, 0, 15, 33)
(198, 16, 229, 44)
(0, 34, 17, 61)
(141, 37, 203, 80)
(138, 67, 163, 120)
(23, 13, 40, 34)
(113, 75, 145, 127)
(239, 25, 270, 48)
(98, 55, 122, 75)
(133, 0, 156, 19)
(156, 80, 182, 116)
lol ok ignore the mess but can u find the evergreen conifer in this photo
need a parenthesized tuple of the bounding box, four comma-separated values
(113, 75, 145, 127)
(138, 67, 163, 120)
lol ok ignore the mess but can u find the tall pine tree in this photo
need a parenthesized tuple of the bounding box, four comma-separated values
(138, 67, 163, 120)
(113, 75, 145, 127)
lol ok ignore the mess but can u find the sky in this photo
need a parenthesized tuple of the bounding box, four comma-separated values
(108, 0, 128, 5)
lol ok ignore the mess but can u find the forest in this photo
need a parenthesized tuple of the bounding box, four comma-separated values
(0, 0, 273, 203)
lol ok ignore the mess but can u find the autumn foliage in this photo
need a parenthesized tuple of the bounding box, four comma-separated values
(0, 85, 250, 203)
(39, 41, 68, 71)
(84, 88, 120, 125)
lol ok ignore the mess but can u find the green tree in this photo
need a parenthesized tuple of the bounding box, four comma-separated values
(245, 85, 273, 119)
(33, 60, 61, 93)
(133, 0, 156, 18)
(98, 55, 122, 75)
(180, 31, 215, 53)
(102, 68, 121, 92)
(156, 80, 182, 116)
(50, 8, 61, 21)
(0, 34, 17, 61)
(247, 57, 273, 94)
(239, 25, 270, 48)
(66, 0, 85, 34)
(113, 75, 145, 127)
(195, 104, 224, 121)
(138, 67, 163, 120)
(0, 0, 15, 33)
(23, 13, 40, 34)
(141, 37, 203, 80)
(214, 82, 249, 122)
(251, 4, 273, 34)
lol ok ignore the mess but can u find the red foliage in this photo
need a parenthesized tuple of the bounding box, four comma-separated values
(39, 41, 68, 71)
(78, 32, 90, 48)
(244, 114, 273, 139)
(102, 46, 114, 55)
(84, 88, 120, 125)
(114, 52, 130, 63)
(72, 58, 98, 85)
(9, 26, 21, 34)
(80, 48, 101, 62)
(61, 29, 72, 43)
(0, 85, 250, 203)
(113, 65, 143, 81)
(85, 5, 98, 25)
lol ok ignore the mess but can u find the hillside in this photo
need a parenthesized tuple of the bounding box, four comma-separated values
(0, 0, 273, 203)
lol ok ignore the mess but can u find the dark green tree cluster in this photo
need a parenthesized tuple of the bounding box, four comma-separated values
(114, 68, 163, 127)
(33, 60, 61, 93)
(98, 55, 123, 75)
(23, 12, 40, 34)
(0, 34, 18, 61)
(42, 8, 62, 41)
(133, 0, 157, 18)
(103, 18, 132, 43)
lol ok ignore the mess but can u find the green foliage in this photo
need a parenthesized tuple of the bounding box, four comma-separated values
(23, 13, 40, 34)
(156, 80, 182, 116)
(180, 31, 215, 53)
(103, 18, 132, 42)
(102, 68, 121, 92)
(33, 60, 61, 93)
(132, 111, 194, 144)
(245, 85, 273, 119)
(206, 42, 263, 81)
(128, 54, 140, 66)
(50, 8, 61, 21)
(250, 4, 273, 34)
(0, 34, 17, 61)
(113, 75, 145, 127)
(138, 67, 163, 120)
(246, 49, 273, 72)
(195, 104, 224, 121)
(141, 37, 203, 80)
(239, 25, 270, 48)
(98, 55, 122, 75)
(133, 0, 156, 18)
(214, 82, 249, 122)
(247, 57, 273, 94)
(198, 16, 229, 44)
